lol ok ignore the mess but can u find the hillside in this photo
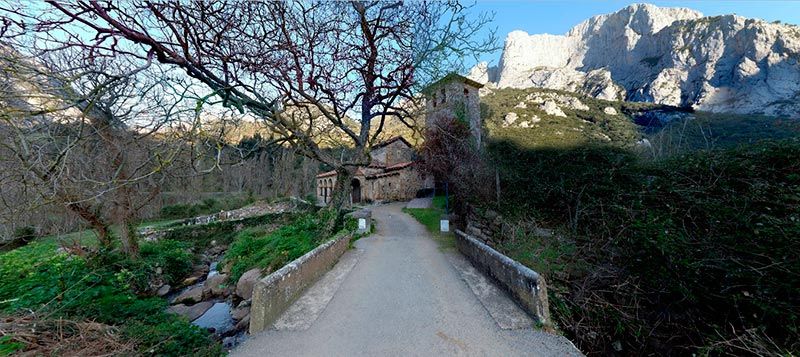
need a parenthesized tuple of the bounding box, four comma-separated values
(471, 3, 800, 118)
(480, 87, 800, 154)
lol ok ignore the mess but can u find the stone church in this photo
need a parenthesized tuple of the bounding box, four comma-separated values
(316, 73, 483, 205)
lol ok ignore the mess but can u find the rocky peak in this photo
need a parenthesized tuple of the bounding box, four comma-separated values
(474, 3, 800, 118)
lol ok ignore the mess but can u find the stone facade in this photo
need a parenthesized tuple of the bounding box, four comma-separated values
(315, 74, 484, 206)
(423, 73, 484, 146)
(315, 136, 432, 205)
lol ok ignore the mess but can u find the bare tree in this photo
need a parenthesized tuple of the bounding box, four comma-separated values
(39, 0, 497, 208)
(0, 43, 198, 256)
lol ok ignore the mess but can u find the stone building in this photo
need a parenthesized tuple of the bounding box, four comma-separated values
(315, 73, 484, 206)
(423, 73, 484, 146)
(316, 136, 431, 205)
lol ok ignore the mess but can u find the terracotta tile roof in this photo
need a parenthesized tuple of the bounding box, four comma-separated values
(371, 136, 412, 149)
(316, 170, 337, 178)
(384, 161, 414, 171)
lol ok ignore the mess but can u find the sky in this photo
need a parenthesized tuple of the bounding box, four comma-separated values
(469, 0, 800, 65)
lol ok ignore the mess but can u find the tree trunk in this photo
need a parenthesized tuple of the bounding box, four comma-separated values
(327, 167, 353, 210)
(66, 201, 113, 248)
(118, 220, 139, 258)
(322, 166, 354, 234)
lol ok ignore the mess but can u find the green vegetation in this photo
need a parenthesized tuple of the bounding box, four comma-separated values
(644, 111, 800, 156)
(159, 195, 255, 220)
(223, 212, 355, 283)
(450, 86, 800, 354)
(0, 237, 220, 356)
(0, 204, 349, 355)
(403, 196, 448, 233)
(483, 138, 800, 355)
(403, 196, 456, 249)
(480, 88, 646, 149)
(161, 212, 295, 250)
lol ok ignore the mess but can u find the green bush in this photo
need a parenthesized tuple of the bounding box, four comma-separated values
(224, 214, 323, 283)
(159, 195, 255, 220)
(483, 138, 800, 355)
(162, 212, 293, 250)
(0, 238, 219, 355)
(224, 211, 354, 283)
(12, 226, 37, 242)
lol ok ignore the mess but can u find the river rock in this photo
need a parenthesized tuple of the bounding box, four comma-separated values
(174, 286, 205, 304)
(204, 273, 229, 297)
(156, 284, 171, 296)
(168, 301, 213, 321)
(182, 276, 200, 286)
(236, 268, 262, 300)
(235, 315, 250, 332)
(232, 305, 250, 321)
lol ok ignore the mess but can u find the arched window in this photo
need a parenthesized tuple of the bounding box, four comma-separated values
(464, 87, 469, 96)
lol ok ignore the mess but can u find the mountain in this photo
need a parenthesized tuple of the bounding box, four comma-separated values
(471, 3, 800, 118)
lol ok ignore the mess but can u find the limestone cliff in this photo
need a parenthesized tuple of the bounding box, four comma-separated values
(472, 3, 800, 117)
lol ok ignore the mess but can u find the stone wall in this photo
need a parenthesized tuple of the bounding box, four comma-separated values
(464, 206, 553, 248)
(249, 230, 353, 334)
(370, 140, 414, 166)
(454, 229, 551, 325)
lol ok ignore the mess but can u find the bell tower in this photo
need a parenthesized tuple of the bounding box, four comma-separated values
(423, 73, 484, 146)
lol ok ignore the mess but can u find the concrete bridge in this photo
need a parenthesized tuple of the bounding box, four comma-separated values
(232, 202, 581, 356)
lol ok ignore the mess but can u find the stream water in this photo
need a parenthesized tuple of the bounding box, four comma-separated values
(170, 260, 245, 347)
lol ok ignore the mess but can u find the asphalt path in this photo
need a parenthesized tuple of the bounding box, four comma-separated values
(233, 202, 581, 356)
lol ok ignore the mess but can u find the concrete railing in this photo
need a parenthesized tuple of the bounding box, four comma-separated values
(454, 229, 551, 324)
(249, 230, 353, 334)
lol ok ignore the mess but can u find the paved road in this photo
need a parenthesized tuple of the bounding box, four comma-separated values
(233, 202, 580, 356)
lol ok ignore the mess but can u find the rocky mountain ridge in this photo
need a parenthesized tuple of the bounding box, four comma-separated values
(470, 3, 800, 118)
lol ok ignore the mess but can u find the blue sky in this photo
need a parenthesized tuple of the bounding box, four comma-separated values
(469, 1, 800, 65)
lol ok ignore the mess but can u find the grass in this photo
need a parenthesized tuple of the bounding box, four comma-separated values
(0, 206, 328, 355)
(223, 210, 357, 283)
(480, 87, 646, 150)
(0, 237, 220, 356)
(403, 195, 455, 249)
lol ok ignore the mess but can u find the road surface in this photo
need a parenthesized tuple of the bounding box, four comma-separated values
(233, 202, 581, 356)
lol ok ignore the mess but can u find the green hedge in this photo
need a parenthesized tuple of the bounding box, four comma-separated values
(486, 138, 800, 355)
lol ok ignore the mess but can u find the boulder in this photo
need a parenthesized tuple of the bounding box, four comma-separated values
(232, 305, 250, 321)
(236, 268, 262, 300)
(603, 106, 618, 115)
(540, 100, 566, 117)
(204, 273, 229, 297)
(174, 286, 205, 305)
(235, 315, 250, 332)
(502, 112, 518, 127)
(182, 276, 200, 286)
(156, 284, 171, 297)
(168, 301, 213, 321)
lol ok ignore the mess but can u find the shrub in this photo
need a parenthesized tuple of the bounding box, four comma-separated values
(224, 214, 323, 283)
(479, 138, 800, 355)
(0, 237, 219, 355)
(159, 195, 255, 220)
(223, 211, 354, 283)
(162, 212, 294, 250)
(12, 226, 37, 243)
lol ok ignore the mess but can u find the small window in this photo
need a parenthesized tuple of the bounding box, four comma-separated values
(464, 87, 469, 96)
(432, 94, 437, 108)
(440, 87, 446, 104)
